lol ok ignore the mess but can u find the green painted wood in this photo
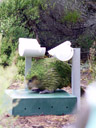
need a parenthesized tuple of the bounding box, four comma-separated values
(5, 89, 77, 116)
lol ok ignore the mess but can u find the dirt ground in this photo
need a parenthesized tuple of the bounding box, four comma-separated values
(0, 114, 76, 128)
(0, 69, 91, 128)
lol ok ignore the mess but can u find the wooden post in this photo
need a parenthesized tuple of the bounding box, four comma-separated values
(72, 48, 81, 108)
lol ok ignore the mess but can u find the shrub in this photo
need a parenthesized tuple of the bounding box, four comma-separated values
(0, 37, 16, 66)
(60, 10, 81, 24)
(0, 0, 46, 66)
(76, 34, 96, 60)
(77, 35, 95, 51)
(16, 56, 25, 76)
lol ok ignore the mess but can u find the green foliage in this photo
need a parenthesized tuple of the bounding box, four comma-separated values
(0, 37, 16, 66)
(60, 10, 81, 24)
(16, 56, 25, 76)
(0, 0, 46, 66)
(26, 58, 71, 91)
(77, 34, 95, 52)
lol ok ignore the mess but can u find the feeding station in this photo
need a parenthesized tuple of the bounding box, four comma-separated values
(5, 38, 80, 116)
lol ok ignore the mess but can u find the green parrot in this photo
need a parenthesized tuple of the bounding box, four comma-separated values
(26, 57, 71, 93)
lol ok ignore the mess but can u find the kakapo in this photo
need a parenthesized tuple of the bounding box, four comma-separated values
(26, 57, 71, 93)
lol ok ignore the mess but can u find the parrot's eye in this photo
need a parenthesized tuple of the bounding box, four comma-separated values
(29, 80, 32, 83)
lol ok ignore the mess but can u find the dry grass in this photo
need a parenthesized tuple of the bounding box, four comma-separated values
(0, 64, 17, 114)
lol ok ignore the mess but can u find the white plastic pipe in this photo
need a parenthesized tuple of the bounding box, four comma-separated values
(19, 38, 46, 57)
(48, 41, 74, 61)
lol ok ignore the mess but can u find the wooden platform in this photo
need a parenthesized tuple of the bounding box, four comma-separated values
(5, 89, 77, 116)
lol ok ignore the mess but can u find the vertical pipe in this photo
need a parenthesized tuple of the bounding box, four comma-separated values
(72, 48, 81, 108)
(25, 57, 32, 89)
